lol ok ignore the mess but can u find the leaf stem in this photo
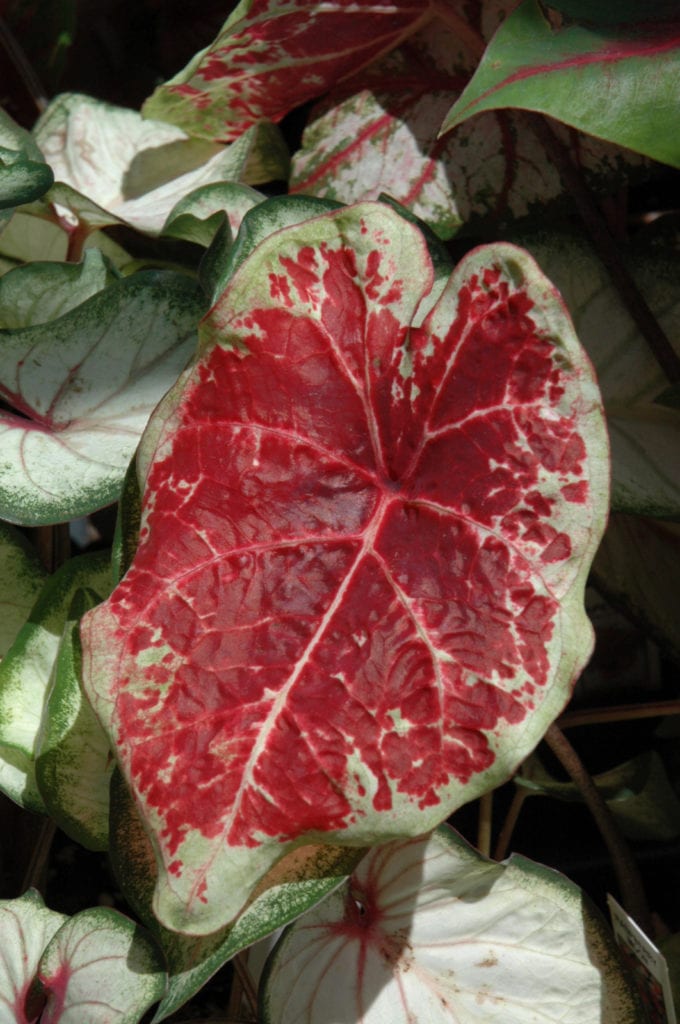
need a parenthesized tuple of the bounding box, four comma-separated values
(477, 791, 493, 856)
(544, 723, 652, 935)
(493, 788, 530, 862)
(20, 818, 56, 894)
(0, 16, 48, 114)
(530, 114, 680, 384)
(559, 699, 680, 729)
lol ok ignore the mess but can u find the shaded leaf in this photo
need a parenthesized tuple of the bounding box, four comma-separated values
(0, 890, 68, 1024)
(34, 93, 288, 235)
(162, 181, 264, 247)
(0, 270, 204, 526)
(0, 551, 111, 811)
(142, 0, 432, 142)
(592, 514, 680, 663)
(37, 908, 165, 1023)
(35, 590, 114, 850)
(0, 249, 117, 329)
(82, 202, 609, 934)
(0, 109, 53, 212)
(0, 523, 47, 659)
(440, 0, 680, 168)
(260, 826, 641, 1023)
(290, 17, 648, 235)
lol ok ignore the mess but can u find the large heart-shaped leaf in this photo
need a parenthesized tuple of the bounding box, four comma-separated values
(260, 826, 641, 1023)
(440, 0, 680, 168)
(0, 270, 204, 525)
(81, 202, 609, 934)
(33, 93, 288, 235)
(142, 0, 432, 141)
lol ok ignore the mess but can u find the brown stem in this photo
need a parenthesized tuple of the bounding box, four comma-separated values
(530, 114, 680, 384)
(21, 818, 56, 894)
(229, 952, 258, 1020)
(544, 724, 652, 935)
(34, 523, 71, 573)
(559, 699, 680, 730)
(477, 790, 493, 857)
(493, 788, 530, 862)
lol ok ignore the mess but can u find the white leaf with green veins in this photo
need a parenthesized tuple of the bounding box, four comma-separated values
(0, 270, 204, 526)
(0, 890, 68, 1024)
(0, 523, 47, 659)
(261, 826, 641, 1024)
(36, 908, 165, 1024)
(0, 551, 111, 811)
(33, 92, 287, 236)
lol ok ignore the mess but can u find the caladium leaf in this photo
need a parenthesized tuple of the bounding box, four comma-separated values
(33, 93, 288, 236)
(162, 181, 264, 247)
(0, 109, 54, 213)
(592, 514, 680, 664)
(0, 270, 204, 526)
(260, 826, 641, 1023)
(35, 589, 114, 850)
(0, 551, 111, 811)
(82, 203, 606, 933)
(0, 890, 68, 1024)
(0, 523, 47, 659)
(36, 908, 165, 1024)
(142, 0, 432, 142)
(0, 249, 117, 328)
(82, 202, 609, 935)
(290, 17, 649, 235)
(440, 0, 680, 168)
(109, 770, 362, 1022)
(0, 210, 68, 264)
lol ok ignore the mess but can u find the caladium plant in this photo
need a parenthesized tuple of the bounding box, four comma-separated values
(0, 0, 677, 1021)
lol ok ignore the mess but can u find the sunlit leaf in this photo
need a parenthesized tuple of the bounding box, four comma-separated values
(0, 524, 47, 659)
(33, 93, 288, 235)
(261, 826, 641, 1023)
(0, 270, 204, 526)
(0, 551, 111, 811)
(0, 890, 68, 1024)
(82, 202, 608, 934)
(440, 0, 680, 168)
(142, 0, 432, 141)
(36, 908, 165, 1024)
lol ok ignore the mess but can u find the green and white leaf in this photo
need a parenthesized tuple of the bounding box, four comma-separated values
(0, 551, 111, 811)
(162, 181, 264, 247)
(36, 589, 114, 851)
(0, 270, 204, 526)
(108, 771, 363, 1023)
(261, 826, 641, 1024)
(0, 210, 68, 265)
(0, 248, 117, 328)
(0, 523, 47, 659)
(0, 109, 54, 212)
(33, 93, 288, 236)
(37, 908, 165, 1024)
(0, 890, 68, 1024)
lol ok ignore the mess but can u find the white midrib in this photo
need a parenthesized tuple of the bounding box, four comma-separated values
(222, 491, 394, 839)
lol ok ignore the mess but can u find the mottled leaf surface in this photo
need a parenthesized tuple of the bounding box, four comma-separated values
(142, 0, 431, 142)
(82, 203, 608, 934)
(260, 826, 641, 1023)
(33, 93, 287, 235)
(0, 890, 67, 1024)
(441, 0, 680, 168)
(0, 109, 53, 212)
(0, 249, 117, 329)
(0, 551, 111, 811)
(290, 18, 648, 235)
(37, 908, 165, 1024)
(0, 523, 47, 659)
(162, 182, 264, 247)
(0, 270, 204, 525)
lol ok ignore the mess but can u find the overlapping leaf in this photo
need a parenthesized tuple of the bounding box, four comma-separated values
(81, 202, 608, 934)
(260, 826, 641, 1023)
(33, 93, 288, 236)
(0, 109, 54, 213)
(142, 0, 432, 141)
(441, 0, 680, 168)
(0, 890, 67, 1024)
(0, 523, 47, 659)
(290, 17, 648, 235)
(0, 270, 204, 525)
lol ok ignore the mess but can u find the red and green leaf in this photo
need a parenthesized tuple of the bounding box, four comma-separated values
(440, 0, 680, 169)
(142, 0, 432, 142)
(81, 202, 609, 935)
